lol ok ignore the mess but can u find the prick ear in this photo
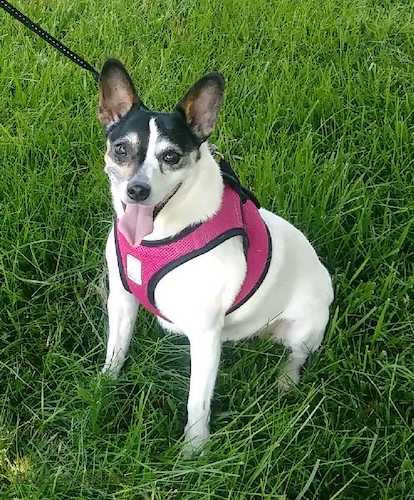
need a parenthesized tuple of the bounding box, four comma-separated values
(98, 59, 139, 127)
(176, 72, 225, 141)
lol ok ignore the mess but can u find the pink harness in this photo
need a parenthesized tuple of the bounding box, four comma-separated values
(115, 167, 272, 321)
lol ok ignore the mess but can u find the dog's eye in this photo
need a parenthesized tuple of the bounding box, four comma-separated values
(114, 143, 128, 158)
(162, 150, 181, 165)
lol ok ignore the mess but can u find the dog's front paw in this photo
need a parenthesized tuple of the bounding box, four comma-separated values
(183, 423, 209, 458)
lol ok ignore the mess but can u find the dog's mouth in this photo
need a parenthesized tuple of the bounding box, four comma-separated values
(119, 183, 181, 246)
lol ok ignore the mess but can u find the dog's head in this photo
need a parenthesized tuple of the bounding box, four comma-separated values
(98, 59, 224, 208)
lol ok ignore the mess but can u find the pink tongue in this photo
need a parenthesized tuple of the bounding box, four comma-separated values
(118, 204, 155, 246)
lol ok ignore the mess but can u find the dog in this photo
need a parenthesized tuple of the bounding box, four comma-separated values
(97, 59, 334, 454)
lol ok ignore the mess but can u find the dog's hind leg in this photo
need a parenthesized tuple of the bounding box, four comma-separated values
(273, 307, 329, 390)
(102, 228, 139, 376)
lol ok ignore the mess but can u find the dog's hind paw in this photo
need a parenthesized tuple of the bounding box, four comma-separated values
(277, 367, 300, 392)
(277, 373, 297, 392)
(101, 363, 120, 378)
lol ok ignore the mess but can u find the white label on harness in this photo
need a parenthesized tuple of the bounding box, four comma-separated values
(127, 254, 142, 285)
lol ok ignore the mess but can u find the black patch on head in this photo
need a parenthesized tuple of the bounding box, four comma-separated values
(155, 112, 201, 153)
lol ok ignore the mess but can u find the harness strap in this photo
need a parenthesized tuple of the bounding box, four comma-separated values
(219, 159, 261, 208)
(0, 0, 100, 81)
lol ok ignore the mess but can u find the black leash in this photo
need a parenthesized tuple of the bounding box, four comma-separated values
(0, 0, 100, 81)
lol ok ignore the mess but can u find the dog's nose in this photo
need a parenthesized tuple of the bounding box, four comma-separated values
(127, 182, 151, 202)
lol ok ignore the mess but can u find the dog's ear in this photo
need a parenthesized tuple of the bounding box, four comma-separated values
(98, 59, 139, 127)
(176, 72, 225, 141)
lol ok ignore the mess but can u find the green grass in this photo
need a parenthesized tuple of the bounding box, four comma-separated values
(0, 0, 413, 497)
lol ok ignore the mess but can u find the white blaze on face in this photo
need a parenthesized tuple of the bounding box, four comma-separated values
(142, 118, 176, 179)
(141, 118, 160, 181)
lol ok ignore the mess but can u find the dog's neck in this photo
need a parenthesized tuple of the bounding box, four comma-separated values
(111, 142, 224, 240)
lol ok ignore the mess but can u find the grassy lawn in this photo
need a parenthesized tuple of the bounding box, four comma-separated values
(1, 0, 413, 497)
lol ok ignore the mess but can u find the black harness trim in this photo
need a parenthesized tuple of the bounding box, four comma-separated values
(113, 220, 130, 293)
(147, 228, 247, 309)
(141, 222, 202, 247)
(219, 159, 261, 208)
(226, 223, 272, 315)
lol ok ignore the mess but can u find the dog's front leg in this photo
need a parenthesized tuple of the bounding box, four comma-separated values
(103, 285, 138, 376)
(184, 326, 222, 455)
(102, 229, 139, 376)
